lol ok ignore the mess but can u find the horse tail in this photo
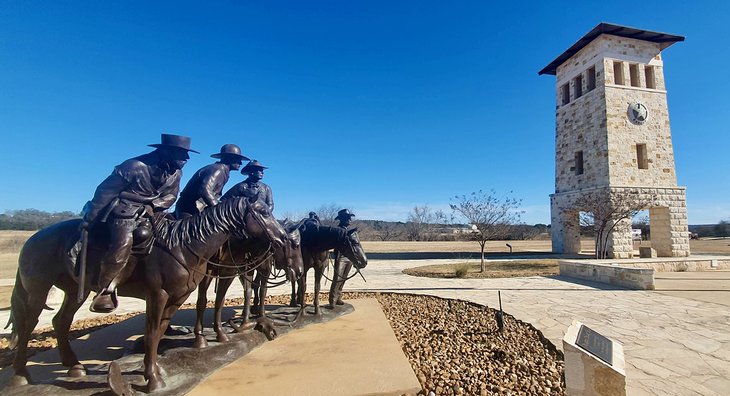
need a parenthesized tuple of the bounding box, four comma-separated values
(6, 270, 27, 349)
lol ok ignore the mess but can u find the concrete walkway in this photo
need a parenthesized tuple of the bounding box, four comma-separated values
(189, 298, 421, 396)
(1, 259, 729, 395)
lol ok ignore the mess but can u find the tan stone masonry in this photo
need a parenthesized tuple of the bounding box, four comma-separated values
(546, 28, 689, 258)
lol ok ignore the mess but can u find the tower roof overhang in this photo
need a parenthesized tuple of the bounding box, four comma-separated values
(538, 23, 685, 76)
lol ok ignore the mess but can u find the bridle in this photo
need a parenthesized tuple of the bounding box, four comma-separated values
(322, 233, 366, 283)
(190, 199, 280, 280)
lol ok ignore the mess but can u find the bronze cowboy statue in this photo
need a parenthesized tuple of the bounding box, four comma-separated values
(222, 159, 274, 211)
(329, 209, 356, 307)
(78, 133, 197, 313)
(175, 144, 249, 218)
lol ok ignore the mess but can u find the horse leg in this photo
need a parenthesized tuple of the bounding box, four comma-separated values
(251, 269, 262, 315)
(300, 266, 309, 313)
(328, 258, 341, 308)
(10, 284, 51, 386)
(193, 275, 212, 349)
(242, 272, 253, 323)
(254, 269, 277, 340)
(336, 261, 352, 305)
(213, 277, 234, 342)
(313, 266, 323, 315)
(144, 289, 169, 392)
(298, 268, 306, 309)
(288, 268, 297, 307)
(53, 289, 89, 377)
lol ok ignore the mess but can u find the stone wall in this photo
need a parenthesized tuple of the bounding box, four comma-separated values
(559, 260, 655, 290)
(604, 84, 677, 187)
(554, 34, 675, 193)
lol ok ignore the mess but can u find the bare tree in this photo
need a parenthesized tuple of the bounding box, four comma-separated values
(278, 210, 305, 223)
(372, 221, 402, 241)
(570, 190, 656, 259)
(312, 203, 341, 227)
(405, 205, 446, 241)
(450, 190, 523, 272)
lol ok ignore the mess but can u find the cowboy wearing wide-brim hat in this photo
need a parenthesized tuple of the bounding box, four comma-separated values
(335, 209, 355, 228)
(80, 133, 198, 313)
(222, 159, 274, 212)
(330, 208, 356, 307)
(175, 144, 250, 218)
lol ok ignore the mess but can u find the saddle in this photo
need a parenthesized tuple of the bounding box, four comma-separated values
(66, 217, 157, 278)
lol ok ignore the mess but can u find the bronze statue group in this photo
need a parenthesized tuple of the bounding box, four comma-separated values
(6, 133, 368, 391)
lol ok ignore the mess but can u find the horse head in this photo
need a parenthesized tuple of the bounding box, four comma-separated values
(239, 197, 285, 249)
(273, 226, 304, 279)
(338, 228, 368, 269)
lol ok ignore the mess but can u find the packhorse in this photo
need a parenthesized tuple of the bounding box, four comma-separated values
(193, 222, 304, 347)
(296, 224, 368, 314)
(7, 197, 285, 391)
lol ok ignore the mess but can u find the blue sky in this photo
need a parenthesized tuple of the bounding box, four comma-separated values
(1, 1, 728, 224)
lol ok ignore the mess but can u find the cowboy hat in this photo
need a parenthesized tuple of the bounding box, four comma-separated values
(148, 133, 200, 153)
(211, 143, 250, 160)
(241, 160, 268, 174)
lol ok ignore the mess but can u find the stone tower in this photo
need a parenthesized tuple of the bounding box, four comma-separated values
(539, 23, 690, 258)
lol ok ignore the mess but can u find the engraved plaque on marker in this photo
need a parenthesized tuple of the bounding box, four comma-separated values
(576, 324, 613, 365)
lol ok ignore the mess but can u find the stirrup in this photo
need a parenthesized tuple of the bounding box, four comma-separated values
(90, 290, 118, 313)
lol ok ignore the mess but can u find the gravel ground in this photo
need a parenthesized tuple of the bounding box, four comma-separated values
(1, 292, 565, 395)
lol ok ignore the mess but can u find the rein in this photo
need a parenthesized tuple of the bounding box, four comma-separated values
(320, 236, 366, 283)
(184, 199, 276, 280)
(196, 240, 275, 280)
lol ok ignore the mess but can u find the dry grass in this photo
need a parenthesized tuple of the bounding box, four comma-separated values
(403, 259, 560, 279)
(0, 231, 33, 254)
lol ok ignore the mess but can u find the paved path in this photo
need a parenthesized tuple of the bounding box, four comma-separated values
(1, 259, 729, 395)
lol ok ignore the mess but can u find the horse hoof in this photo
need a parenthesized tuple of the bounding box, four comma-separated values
(216, 332, 230, 343)
(67, 364, 86, 377)
(8, 374, 29, 387)
(193, 335, 208, 349)
(147, 375, 167, 392)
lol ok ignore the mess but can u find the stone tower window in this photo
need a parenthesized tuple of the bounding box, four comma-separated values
(574, 74, 583, 99)
(574, 151, 584, 175)
(645, 66, 656, 89)
(587, 66, 596, 91)
(636, 143, 648, 169)
(561, 83, 570, 105)
(629, 64, 640, 87)
(613, 61, 624, 85)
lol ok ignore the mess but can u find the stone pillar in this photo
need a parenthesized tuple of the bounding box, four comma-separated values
(649, 190, 690, 257)
(606, 218, 633, 259)
(668, 189, 690, 257)
(650, 206, 672, 257)
(552, 195, 581, 254)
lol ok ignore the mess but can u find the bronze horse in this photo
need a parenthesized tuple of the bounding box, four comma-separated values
(7, 197, 285, 391)
(297, 225, 367, 314)
(192, 224, 303, 347)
